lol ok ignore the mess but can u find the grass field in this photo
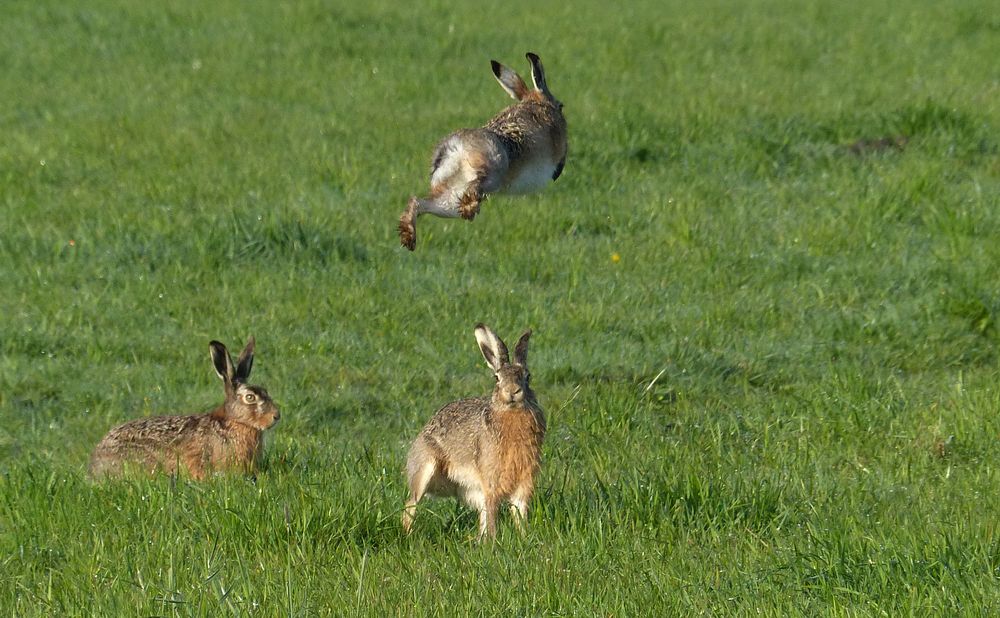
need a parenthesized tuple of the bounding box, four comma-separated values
(2, 0, 1000, 614)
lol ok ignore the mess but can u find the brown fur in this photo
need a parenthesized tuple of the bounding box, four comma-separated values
(458, 189, 481, 220)
(486, 97, 567, 164)
(398, 53, 567, 250)
(398, 197, 418, 251)
(403, 325, 545, 539)
(88, 338, 280, 481)
(492, 407, 545, 498)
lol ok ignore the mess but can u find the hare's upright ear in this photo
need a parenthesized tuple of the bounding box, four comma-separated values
(210, 341, 235, 387)
(513, 329, 531, 367)
(474, 323, 510, 372)
(525, 53, 550, 96)
(235, 336, 255, 382)
(491, 60, 530, 101)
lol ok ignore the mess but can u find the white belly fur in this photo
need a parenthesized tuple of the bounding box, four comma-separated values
(502, 159, 556, 195)
(424, 461, 488, 511)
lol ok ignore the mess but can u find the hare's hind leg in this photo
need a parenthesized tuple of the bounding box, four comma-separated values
(398, 193, 465, 251)
(402, 458, 437, 534)
(87, 445, 116, 480)
(399, 196, 421, 251)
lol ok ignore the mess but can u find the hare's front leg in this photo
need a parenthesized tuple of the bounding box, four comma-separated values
(458, 171, 486, 221)
(508, 482, 534, 531)
(478, 495, 499, 540)
(182, 457, 206, 481)
(458, 186, 482, 220)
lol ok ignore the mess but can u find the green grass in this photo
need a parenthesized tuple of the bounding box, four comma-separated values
(2, 0, 1000, 614)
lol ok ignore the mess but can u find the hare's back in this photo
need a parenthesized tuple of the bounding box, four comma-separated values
(89, 414, 206, 478)
(487, 103, 566, 194)
(420, 398, 489, 437)
(96, 414, 201, 451)
(411, 398, 492, 493)
(416, 398, 493, 459)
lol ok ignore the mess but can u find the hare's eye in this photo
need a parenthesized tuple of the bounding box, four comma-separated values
(494, 373, 500, 382)
(243, 393, 257, 403)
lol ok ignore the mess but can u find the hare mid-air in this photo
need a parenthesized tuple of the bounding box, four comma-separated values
(398, 52, 567, 250)
(402, 324, 546, 539)
(89, 337, 280, 480)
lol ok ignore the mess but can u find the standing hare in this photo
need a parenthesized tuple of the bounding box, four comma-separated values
(89, 337, 280, 480)
(403, 324, 546, 539)
(398, 52, 567, 250)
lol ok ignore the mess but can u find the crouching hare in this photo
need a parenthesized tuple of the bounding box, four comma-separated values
(398, 53, 567, 250)
(403, 324, 545, 539)
(89, 337, 280, 480)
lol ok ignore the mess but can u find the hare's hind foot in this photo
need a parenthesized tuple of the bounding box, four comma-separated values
(399, 219, 416, 251)
(399, 196, 418, 251)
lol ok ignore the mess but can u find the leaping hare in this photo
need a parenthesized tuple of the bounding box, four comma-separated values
(402, 324, 546, 539)
(89, 337, 280, 480)
(398, 53, 567, 250)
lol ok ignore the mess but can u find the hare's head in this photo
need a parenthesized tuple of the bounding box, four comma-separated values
(474, 324, 534, 409)
(210, 337, 280, 430)
(491, 52, 562, 112)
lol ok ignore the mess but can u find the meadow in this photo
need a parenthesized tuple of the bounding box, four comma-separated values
(2, 0, 999, 614)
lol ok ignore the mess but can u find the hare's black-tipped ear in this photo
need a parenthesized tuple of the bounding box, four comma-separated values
(235, 336, 255, 382)
(491, 60, 529, 101)
(210, 341, 235, 385)
(513, 329, 532, 367)
(474, 323, 510, 372)
(525, 52, 549, 96)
